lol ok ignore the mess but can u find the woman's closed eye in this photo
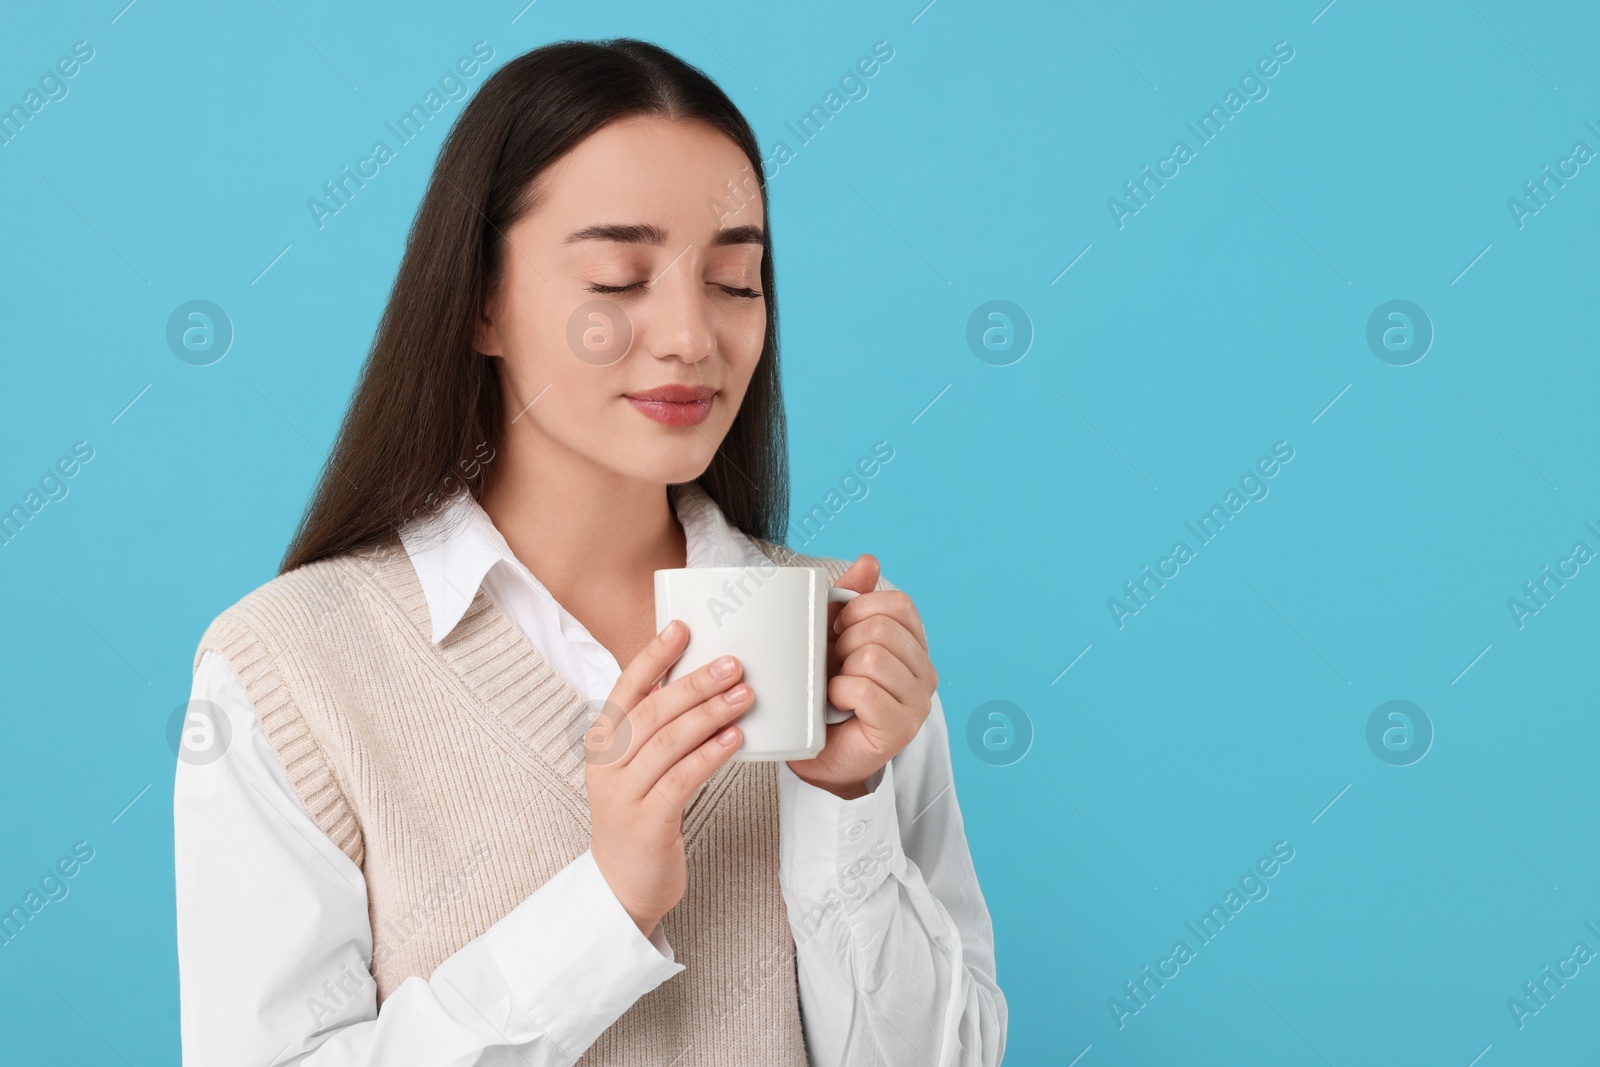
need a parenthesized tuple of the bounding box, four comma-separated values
(583, 280, 763, 299)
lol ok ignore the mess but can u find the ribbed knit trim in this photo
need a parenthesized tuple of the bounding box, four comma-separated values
(193, 558, 369, 866)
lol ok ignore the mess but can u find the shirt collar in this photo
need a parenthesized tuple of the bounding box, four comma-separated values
(397, 480, 767, 645)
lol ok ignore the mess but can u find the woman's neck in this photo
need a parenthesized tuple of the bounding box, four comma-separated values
(477, 429, 687, 662)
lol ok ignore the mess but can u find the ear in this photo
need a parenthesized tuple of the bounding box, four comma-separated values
(473, 289, 504, 358)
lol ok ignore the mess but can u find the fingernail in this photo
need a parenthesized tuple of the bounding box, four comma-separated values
(725, 683, 751, 705)
(711, 655, 738, 679)
(660, 620, 680, 639)
(717, 726, 740, 746)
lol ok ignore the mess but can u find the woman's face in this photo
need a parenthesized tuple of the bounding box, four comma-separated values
(475, 114, 768, 488)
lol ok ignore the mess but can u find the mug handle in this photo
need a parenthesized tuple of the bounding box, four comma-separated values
(824, 586, 860, 725)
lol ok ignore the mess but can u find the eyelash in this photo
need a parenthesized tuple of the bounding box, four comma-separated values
(584, 281, 763, 299)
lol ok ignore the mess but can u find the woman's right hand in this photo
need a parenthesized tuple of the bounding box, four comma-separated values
(586, 619, 751, 938)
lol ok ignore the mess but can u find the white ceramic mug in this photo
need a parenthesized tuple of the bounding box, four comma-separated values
(653, 562, 859, 761)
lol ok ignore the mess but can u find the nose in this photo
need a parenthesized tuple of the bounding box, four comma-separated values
(644, 256, 717, 365)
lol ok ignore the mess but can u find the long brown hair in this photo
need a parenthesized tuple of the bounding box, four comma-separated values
(280, 38, 788, 575)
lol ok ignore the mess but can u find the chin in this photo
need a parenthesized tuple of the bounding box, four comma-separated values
(610, 436, 720, 487)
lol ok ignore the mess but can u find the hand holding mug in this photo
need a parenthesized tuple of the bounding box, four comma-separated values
(786, 553, 938, 800)
(586, 620, 750, 938)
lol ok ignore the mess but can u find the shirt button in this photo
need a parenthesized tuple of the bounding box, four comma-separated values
(844, 820, 867, 840)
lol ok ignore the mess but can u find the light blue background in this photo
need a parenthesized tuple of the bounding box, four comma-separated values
(2, 1, 1596, 1063)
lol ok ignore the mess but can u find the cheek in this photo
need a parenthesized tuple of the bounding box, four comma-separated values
(498, 288, 608, 395)
(719, 305, 767, 378)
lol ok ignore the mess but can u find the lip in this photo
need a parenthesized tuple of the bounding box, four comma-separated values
(624, 384, 716, 426)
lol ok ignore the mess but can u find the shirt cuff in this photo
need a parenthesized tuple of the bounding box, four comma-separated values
(777, 760, 908, 937)
(479, 848, 684, 1054)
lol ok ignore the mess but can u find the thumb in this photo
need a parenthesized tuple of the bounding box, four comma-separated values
(834, 553, 879, 594)
(830, 554, 878, 638)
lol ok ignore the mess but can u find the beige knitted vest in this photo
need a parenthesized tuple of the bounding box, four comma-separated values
(193, 529, 889, 1065)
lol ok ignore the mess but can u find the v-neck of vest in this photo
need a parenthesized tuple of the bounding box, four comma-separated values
(354, 533, 803, 844)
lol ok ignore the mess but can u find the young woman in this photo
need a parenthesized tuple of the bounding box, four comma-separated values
(174, 38, 1005, 1066)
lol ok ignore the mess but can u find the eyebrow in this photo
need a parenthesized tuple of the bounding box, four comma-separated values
(562, 222, 766, 248)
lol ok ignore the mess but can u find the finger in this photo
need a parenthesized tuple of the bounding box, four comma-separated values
(839, 642, 920, 709)
(628, 681, 752, 789)
(609, 619, 692, 711)
(833, 588, 927, 649)
(834, 613, 923, 670)
(825, 673, 893, 730)
(618, 653, 745, 765)
(833, 553, 879, 595)
(828, 554, 879, 634)
(834, 589, 923, 645)
(650, 721, 743, 813)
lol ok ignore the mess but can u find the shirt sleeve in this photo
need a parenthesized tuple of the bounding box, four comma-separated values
(174, 648, 683, 1067)
(777, 689, 1008, 1066)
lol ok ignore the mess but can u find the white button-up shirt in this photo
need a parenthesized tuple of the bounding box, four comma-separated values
(174, 481, 1005, 1066)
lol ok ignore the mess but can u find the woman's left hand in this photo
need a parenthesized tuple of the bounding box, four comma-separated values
(786, 554, 937, 799)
